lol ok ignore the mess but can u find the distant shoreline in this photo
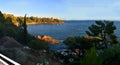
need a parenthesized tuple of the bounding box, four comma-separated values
(15, 22, 64, 26)
(26, 22, 64, 25)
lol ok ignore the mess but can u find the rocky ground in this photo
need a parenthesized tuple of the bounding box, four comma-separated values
(0, 36, 62, 65)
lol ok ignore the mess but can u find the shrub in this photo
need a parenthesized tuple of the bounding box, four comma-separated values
(102, 44, 120, 65)
(29, 40, 48, 50)
(0, 48, 35, 64)
(63, 36, 94, 50)
(80, 46, 103, 65)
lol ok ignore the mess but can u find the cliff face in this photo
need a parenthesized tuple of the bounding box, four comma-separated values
(35, 35, 61, 44)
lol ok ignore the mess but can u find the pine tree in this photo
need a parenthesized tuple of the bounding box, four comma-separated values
(23, 14, 28, 45)
(86, 20, 118, 48)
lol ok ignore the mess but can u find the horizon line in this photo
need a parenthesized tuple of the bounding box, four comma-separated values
(2, 11, 120, 21)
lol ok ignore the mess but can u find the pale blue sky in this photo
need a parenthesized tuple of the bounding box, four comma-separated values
(0, 0, 120, 20)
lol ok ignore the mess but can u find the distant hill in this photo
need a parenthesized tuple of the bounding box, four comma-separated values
(3, 14, 64, 26)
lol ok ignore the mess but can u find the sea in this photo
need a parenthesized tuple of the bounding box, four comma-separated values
(27, 20, 120, 50)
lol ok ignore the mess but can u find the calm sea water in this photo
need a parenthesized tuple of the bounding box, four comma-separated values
(27, 20, 120, 50)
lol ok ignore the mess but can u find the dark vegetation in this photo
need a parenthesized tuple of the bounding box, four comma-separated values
(0, 11, 47, 48)
(56, 20, 119, 65)
(0, 10, 120, 65)
(0, 11, 61, 65)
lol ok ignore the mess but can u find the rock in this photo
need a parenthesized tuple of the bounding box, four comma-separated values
(35, 35, 61, 44)
(42, 35, 52, 41)
(51, 39, 60, 44)
(0, 36, 23, 48)
(35, 35, 42, 39)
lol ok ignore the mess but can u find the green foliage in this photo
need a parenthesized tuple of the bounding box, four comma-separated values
(86, 20, 118, 48)
(5, 17, 13, 25)
(63, 36, 94, 50)
(0, 11, 48, 50)
(3, 13, 63, 25)
(102, 44, 120, 65)
(80, 46, 103, 65)
(63, 36, 77, 49)
(4, 14, 18, 25)
(86, 20, 116, 36)
(29, 40, 48, 50)
(23, 14, 28, 45)
(0, 11, 6, 37)
(0, 12, 24, 44)
(0, 11, 5, 23)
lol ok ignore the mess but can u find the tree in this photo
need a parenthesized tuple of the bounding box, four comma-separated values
(0, 11, 7, 37)
(0, 11, 5, 24)
(30, 16, 34, 20)
(5, 17, 13, 25)
(63, 36, 94, 50)
(86, 20, 118, 48)
(17, 14, 28, 45)
(23, 14, 28, 45)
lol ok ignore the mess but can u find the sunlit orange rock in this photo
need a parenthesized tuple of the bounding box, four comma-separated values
(35, 35, 61, 44)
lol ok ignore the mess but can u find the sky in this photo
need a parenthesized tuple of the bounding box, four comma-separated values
(0, 0, 120, 20)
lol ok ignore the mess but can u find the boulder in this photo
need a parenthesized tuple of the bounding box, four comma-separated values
(35, 35, 61, 44)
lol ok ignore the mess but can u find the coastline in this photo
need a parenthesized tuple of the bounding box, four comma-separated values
(14, 22, 64, 26)
(27, 22, 64, 25)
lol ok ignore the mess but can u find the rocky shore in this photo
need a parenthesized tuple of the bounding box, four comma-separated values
(35, 35, 61, 44)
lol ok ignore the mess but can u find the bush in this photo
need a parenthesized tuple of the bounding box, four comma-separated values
(80, 46, 103, 65)
(63, 36, 94, 50)
(29, 40, 48, 50)
(15, 49, 35, 63)
(63, 36, 77, 49)
(102, 44, 120, 65)
(0, 48, 35, 64)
